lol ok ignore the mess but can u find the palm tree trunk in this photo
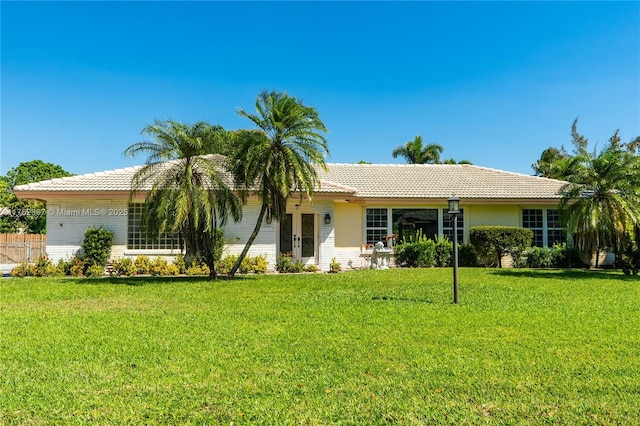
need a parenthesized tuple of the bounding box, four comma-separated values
(228, 204, 267, 278)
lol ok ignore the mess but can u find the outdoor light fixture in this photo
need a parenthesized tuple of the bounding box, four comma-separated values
(324, 213, 332, 225)
(448, 197, 461, 304)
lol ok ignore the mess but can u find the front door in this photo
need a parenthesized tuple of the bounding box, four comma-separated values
(279, 213, 316, 265)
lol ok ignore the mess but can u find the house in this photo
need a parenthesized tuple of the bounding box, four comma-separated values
(13, 162, 568, 271)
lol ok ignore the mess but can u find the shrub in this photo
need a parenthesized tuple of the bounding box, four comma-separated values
(252, 255, 268, 274)
(240, 256, 254, 274)
(329, 257, 342, 273)
(29, 256, 63, 277)
(134, 255, 151, 275)
(434, 236, 453, 267)
(303, 264, 319, 273)
(57, 258, 72, 276)
(185, 263, 210, 276)
(458, 244, 478, 267)
(81, 226, 114, 267)
(469, 226, 533, 268)
(10, 262, 35, 278)
(113, 258, 136, 276)
(174, 254, 187, 274)
(69, 257, 87, 277)
(165, 263, 180, 276)
(395, 238, 436, 268)
(276, 253, 303, 273)
(150, 257, 169, 276)
(216, 255, 238, 275)
(85, 263, 105, 277)
(527, 246, 554, 268)
(552, 243, 587, 268)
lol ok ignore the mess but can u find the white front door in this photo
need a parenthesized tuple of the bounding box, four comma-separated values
(279, 213, 316, 265)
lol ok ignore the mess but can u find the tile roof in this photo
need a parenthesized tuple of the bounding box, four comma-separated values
(315, 163, 567, 199)
(14, 160, 567, 200)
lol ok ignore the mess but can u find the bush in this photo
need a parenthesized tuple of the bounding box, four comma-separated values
(395, 239, 436, 268)
(252, 255, 268, 274)
(134, 255, 152, 275)
(552, 243, 587, 268)
(85, 263, 105, 277)
(470, 226, 533, 268)
(276, 253, 303, 273)
(458, 244, 478, 267)
(216, 255, 238, 275)
(434, 236, 453, 267)
(165, 263, 180, 276)
(150, 257, 169, 276)
(303, 264, 319, 273)
(10, 262, 35, 278)
(185, 263, 210, 276)
(69, 257, 87, 277)
(527, 246, 554, 268)
(113, 258, 136, 276)
(329, 257, 342, 273)
(81, 226, 114, 267)
(174, 254, 187, 274)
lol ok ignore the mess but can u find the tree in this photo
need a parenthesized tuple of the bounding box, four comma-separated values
(532, 147, 574, 179)
(228, 91, 329, 277)
(559, 124, 640, 267)
(124, 119, 242, 278)
(442, 158, 473, 165)
(392, 136, 443, 164)
(1, 160, 72, 233)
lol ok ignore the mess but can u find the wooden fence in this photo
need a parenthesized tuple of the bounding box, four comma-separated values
(0, 234, 46, 264)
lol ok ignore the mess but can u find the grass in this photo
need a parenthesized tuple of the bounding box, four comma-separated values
(1, 268, 639, 425)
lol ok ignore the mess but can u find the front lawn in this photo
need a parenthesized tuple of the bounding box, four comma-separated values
(1, 269, 638, 424)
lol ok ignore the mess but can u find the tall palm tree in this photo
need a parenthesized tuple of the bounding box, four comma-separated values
(559, 139, 640, 267)
(124, 119, 242, 278)
(228, 91, 329, 277)
(392, 136, 443, 164)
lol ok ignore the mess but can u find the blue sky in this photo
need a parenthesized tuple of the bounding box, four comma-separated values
(2, 1, 639, 177)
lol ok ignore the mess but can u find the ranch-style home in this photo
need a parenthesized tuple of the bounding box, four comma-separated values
(13, 162, 568, 271)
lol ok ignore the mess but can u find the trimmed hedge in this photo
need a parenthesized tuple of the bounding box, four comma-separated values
(469, 226, 533, 267)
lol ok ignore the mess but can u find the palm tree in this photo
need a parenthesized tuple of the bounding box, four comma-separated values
(392, 136, 443, 164)
(228, 91, 329, 277)
(559, 135, 640, 267)
(124, 119, 242, 278)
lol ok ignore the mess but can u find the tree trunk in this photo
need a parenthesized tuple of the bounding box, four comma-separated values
(228, 204, 267, 278)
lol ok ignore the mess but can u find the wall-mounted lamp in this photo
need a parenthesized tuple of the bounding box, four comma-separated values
(324, 213, 332, 225)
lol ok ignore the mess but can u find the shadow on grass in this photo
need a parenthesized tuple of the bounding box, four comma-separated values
(371, 295, 434, 304)
(488, 268, 639, 281)
(61, 274, 255, 286)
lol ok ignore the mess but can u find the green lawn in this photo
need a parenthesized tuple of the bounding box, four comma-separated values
(1, 269, 638, 425)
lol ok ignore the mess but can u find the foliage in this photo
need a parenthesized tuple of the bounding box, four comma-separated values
(458, 243, 479, 267)
(216, 255, 238, 275)
(186, 263, 210, 276)
(68, 257, 87, 277)
(551, 242, 586, 268)
(134, 255, 152, 274)
(84, 263, 105, 278)
(526, 246, 555, 268)
(10, 262, 35, 278)
(81, 226, 114, 267)
(276, 253, 304, 273)
(2, 270, 639, 424)
(173, 254, 187, 274)
(559, 129, 640, 265)
(149, 257, 169, 276)
(112, 258, 137, 277)
(329, 257, 342, 273)
(0, 160, 72, 233)
(394, 234, 436, 268)
(434, 235, 453, 267)
(391, 135, 443, 164)
(303, 264, 319, 273)
(251, 255, 268, 274)
(469, 226, 533, 267)
(616, 244, 640, 276)
(229, 90, 329, 277)
(124, 119, 242, 278)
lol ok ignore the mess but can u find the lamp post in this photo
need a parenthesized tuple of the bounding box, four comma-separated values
(448, 197, 460, 304)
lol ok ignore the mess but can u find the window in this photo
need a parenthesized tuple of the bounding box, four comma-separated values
(127, 204, 181, 250)
(522, 208, 565, 247)
(442, 209, 464, 243)
(365, 208, 388, 245)
(392, 209, 438, 243)
(522, 209, 544, 247)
